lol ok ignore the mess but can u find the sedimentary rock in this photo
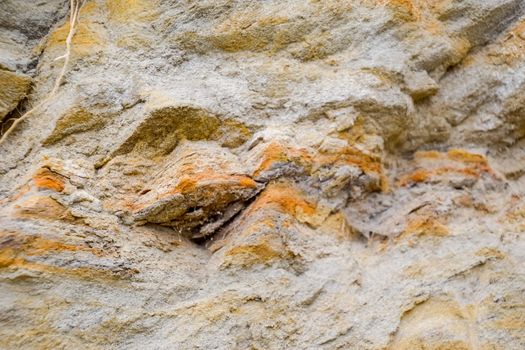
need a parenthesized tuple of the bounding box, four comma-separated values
(0, 0, 524, 349)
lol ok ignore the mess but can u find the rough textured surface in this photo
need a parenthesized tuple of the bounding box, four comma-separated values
(1, 1, 525, 349)
(0, 69, 32, 122)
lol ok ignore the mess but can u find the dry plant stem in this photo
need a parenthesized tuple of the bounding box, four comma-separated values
(0, 0, 83, 145)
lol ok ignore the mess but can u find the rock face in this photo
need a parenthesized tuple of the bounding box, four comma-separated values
(1, 0, 525, 349)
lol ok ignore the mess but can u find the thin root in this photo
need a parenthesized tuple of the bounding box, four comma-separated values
(0, 0, 84, 145)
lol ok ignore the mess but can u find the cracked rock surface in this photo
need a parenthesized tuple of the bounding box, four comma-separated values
(1, 1, 525, 349)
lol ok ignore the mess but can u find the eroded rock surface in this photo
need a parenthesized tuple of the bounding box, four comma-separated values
(0, 1, 524, 349)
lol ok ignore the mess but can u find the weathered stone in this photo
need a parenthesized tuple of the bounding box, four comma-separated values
(132, 140, 262, 238)
(0, 70, 31, 120)
(0, 1, 524, 349)
(43, 108, 106, 145)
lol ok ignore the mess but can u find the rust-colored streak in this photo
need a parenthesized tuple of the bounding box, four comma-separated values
(172, 173, 257, 195)
(254, 142, 312, 176)
(318, 148, 382, 174)
(249, 182, 317, 217)
(400, 216, 449, 238)
(33, 168, 65, 192)
(0, 232, 102, 261)
(447, 149, 488, 165)
(398, 149, 495, 186)
(0, 232, 127, 281)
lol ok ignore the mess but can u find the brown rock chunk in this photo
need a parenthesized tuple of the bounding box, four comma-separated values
(110, 105, 221, 159)
(211, 181, 324, 269)
(0, 69, 31, 120)
(245, 181, 323, 226)
(133, 141, 261, 238)
(213, 211, 296, 269)
(13, 195, 75, 221)
(43, 108, 106, 145)
(403, 70, 439, 101)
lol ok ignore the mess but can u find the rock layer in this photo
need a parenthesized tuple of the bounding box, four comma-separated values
(1, 0, 524, 349)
